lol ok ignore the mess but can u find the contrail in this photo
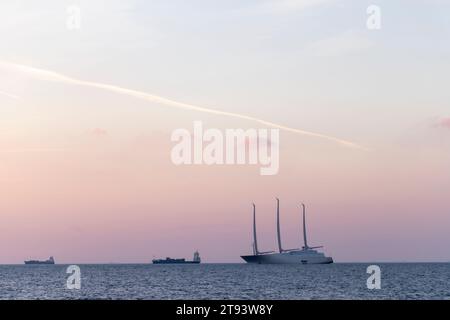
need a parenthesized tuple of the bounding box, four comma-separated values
(0, 61, 366, 150)
(0, 90, 20, 100)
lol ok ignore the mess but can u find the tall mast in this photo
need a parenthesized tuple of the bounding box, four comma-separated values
(276, 198, 283, 253)
(302, 203, 308, 249)
(252, 203, 259, 255)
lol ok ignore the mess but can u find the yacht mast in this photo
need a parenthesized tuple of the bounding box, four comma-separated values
(252, 203, 259, 255)
(276, 198, 283, 253)
(302, 203, 309, 249)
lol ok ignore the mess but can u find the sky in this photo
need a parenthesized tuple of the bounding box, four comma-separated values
(0, 0, 449, 263)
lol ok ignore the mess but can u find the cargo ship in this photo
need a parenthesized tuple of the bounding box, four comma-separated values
(24, 256, 55, 265)
(152, 251, 201, 264)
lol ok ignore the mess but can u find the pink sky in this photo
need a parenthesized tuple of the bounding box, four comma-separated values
(1, 101, 449, 263)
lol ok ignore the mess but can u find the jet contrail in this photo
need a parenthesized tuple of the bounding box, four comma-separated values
(0, 61, 367, 150)
(0, 90, 20, 100)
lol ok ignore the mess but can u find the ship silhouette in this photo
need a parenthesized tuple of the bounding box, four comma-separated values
(152, 251, 201, 264)
(24, 256, 55, 265)
(241, 199, 333, 264)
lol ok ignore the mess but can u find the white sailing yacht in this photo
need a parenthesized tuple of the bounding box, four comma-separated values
(241, 199, 333, 264)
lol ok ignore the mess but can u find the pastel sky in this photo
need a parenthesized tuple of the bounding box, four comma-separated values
(1, 0, 449, 263)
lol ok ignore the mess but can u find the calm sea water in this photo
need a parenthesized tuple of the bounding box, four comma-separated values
(0, 263, 449, 300)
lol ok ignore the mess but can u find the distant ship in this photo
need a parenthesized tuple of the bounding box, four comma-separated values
(152, 251, 201, 264)
(24, 256, 55, 265)
(241, 199, 333, 264)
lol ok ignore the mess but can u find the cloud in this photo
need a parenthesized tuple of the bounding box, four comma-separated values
(0, 60, 367, 151)
(259, 0, 336, 13)
(90, 128, 108, 136)
(435, 117, 450, 129)
(306, 30, 374, 57)
(0, 148, 68, 153)
(0, 90, 20, 100)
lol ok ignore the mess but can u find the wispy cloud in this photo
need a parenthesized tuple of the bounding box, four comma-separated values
(434, 117, 450, 129)
(0, 148, 68, 153)
(259, 0, 336, 13)
(90, 128, 108, 136)
(0, 60, 367, 150)
(0, 90, 20, 100)
(306, 30, 374, 57)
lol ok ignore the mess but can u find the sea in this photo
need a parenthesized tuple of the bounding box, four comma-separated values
(0, 263, 449, 300)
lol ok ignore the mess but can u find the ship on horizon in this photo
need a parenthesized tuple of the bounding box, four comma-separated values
(152, 251, 201, 264)
(24, 256, 55, 265)
(241, 199, 333, 264)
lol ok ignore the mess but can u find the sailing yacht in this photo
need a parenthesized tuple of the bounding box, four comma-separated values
(241, 199, 333, 264)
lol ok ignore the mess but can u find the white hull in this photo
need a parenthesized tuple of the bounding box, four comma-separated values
(241, 250, 333, 264)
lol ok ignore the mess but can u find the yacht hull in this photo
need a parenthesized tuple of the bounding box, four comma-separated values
(241, 252, 333, 264)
